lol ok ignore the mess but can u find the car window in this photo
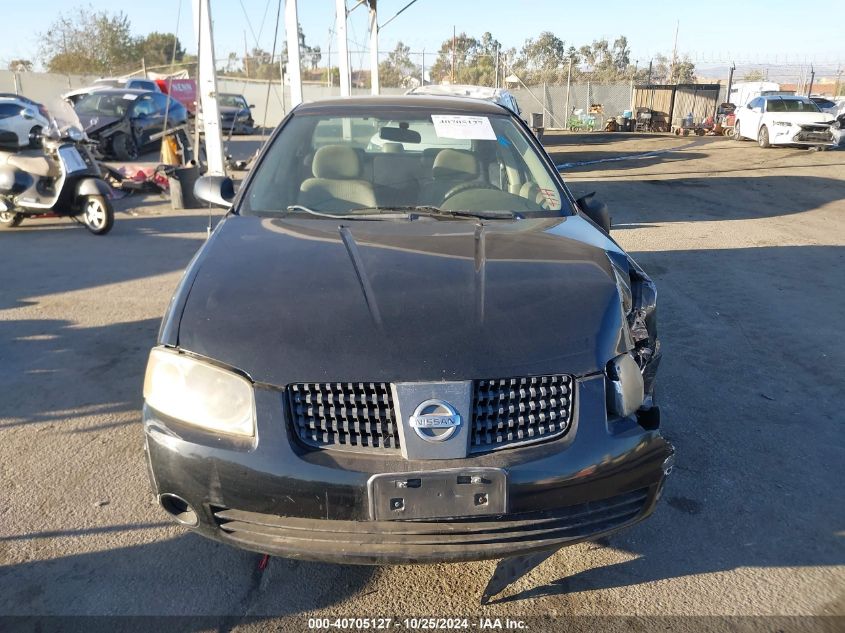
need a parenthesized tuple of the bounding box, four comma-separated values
(243, 110, 569, 217)
(749, 98, 762, 110)
(152, 93, 170, 112)
(766, 99, 820, 113)
(74, 93, 130, 117)
(132, 96, 159, 117)
(219, 94, 248, 109)
(0, 103, 21, 118)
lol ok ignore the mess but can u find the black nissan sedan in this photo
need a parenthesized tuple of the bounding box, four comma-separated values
(143, 96, 673, 564)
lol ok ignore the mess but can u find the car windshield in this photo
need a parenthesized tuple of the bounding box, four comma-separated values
(767, 98, 820, 113)
(242, 109, 569, 218)
(74, 93, 131, 117)
(219, 95, 247, 108)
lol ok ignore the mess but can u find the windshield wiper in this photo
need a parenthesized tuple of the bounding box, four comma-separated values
(352, 206, 521, 220)
(284, 205, 410, 220)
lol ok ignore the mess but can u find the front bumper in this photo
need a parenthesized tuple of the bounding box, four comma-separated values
(771, 124, 837, 147)
(144, 375, 673, 564)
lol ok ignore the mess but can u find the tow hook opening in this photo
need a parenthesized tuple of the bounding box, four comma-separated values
(636, 405, 661, 430)
(159, 493, 199, 527)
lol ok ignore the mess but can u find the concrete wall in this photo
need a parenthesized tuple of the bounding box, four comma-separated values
(1, 70, 405, 128)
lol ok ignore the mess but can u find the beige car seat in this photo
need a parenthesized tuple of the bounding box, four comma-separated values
(299, 145, 377, 212)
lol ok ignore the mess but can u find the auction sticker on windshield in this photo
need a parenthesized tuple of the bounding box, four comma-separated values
(432, 115, 497, 140)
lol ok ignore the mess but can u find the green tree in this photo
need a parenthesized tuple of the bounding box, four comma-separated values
(640, 53, 696, 84)
(138, 32, 185, 68)
(7, 59, 33, 72)
(430, 31, 500, 86)
(378, 41, 416, 88)
(40, 7, 139, 74)
(742, 69, 765, 81)
(513, 31, 568, 83)
(578, 36, 633, 81)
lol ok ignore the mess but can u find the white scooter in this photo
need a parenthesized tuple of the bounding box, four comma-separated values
(0, 105, 114, 235)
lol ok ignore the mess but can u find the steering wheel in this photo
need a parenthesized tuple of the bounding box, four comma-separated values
(443, 181, 497, 201)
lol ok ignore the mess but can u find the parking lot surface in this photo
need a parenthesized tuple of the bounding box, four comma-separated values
(1, 133, 843, 629)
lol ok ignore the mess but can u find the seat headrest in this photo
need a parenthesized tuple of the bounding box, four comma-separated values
(312, 145, 361, 179)
(432, 149, 478, 181)
(382, 142, 404, 153)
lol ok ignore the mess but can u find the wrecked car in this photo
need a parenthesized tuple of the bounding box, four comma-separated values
(734, 95, 836, 148)
(142, 96, 674, 566)
(73, 89, 188, 160)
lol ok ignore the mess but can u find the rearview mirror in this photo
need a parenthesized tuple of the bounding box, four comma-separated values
(576, 192, 611, 233)
(20, 107, 36, 120)
(194, 175, 235, 208)
(379, 126, 421, 144)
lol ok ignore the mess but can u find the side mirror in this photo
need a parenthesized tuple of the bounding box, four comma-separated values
(21, 107, 36, 120)
(194, 175, 235, 208)
(248, 103, 255, 109)
(576, 192, 611, 233)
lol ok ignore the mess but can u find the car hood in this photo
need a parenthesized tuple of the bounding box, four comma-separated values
(219, 106, 247, 116)
(174, 214, 632, 384)
(771, 112, 835, 125)
(76, 113, 123, 135)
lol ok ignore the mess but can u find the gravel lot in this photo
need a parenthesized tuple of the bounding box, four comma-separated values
(1, 133, 843, 631)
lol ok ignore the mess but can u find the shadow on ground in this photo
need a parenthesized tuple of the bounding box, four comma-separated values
(492, 244, 845, 604)
(566, 175, 845, 225)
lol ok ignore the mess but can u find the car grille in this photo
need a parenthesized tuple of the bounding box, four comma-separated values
(287, 375, 574, 454)
(288, 382, 400, 450)
(210, 488, 649, 563)
(470, 375, 574, 452)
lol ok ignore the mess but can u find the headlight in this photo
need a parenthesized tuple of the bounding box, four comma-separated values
(143, 347, 255, 436)
(772, 121, 792, 127)
(606, 352, 644, 418)
(66, 127, 84, 141)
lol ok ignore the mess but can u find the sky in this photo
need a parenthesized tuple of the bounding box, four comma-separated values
(2, 0, 843, 73)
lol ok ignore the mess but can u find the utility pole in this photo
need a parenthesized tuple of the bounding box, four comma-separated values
(192, 0, 225, 176)
(285, 0, 303, 106)
(564, 56, 572, 128)
(670, 20, 679, 83)
(725, 62, 735, 105)
(807, 65, 815, 97)
(368, 0, 379, 95)
(420, 49, 425, 86)
(336, 0, 351, 96)
(647, 59, 653, 84)
(494, 44, 499, 89)
(451, 26, 456, 83)
(244, 31, 250, 78)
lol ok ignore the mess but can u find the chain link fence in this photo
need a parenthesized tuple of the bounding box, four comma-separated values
(510, 81, 634, 130)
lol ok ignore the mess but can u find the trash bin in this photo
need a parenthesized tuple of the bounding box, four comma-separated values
(169, 164, 201, 210)
(620, 116, 630, 132)
(530, 112, 545, 139)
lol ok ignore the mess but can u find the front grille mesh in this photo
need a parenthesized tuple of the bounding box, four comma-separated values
(287, 375, 574, 454)
(288, 382, 399, 450)
(471, 375, 574, 451)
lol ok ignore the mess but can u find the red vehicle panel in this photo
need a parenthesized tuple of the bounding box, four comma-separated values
(156, 79, 197, 114)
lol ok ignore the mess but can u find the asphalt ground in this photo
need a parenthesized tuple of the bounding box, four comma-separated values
(1, 132, 843, 632)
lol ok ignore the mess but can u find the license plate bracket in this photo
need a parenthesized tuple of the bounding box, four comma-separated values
(368, 468, 507, 521)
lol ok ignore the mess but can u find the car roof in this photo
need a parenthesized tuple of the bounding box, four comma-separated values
(761, 95, 810, 101)
(81, 88, 159, 96)
(294, 95, 508, 115)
